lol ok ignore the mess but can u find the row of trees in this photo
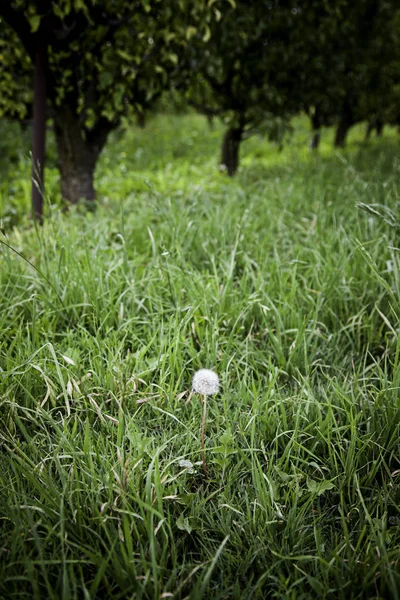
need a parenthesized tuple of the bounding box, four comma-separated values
(1, 1, 400, 218)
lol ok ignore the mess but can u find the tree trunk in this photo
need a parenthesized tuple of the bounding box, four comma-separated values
(136, 109, 145, 129)
(31, 45, 47, 221)
(310, 132, 321, 150)
(220, 126, 243, 176)
(334, 122, 350, 148)
(54, 106, 109, 204)
(334, 100, 354, 148)
(366, 117, 384, 140)
(365, 120, 374, 141)
(310, 109, 321, 150)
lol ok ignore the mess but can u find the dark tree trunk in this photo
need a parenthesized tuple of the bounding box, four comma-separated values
(334, 122, 350, 148)
(334, 100, 354, 148)
(54, 106, 111, 204)
(310, 132, 321, 150)
(310, 109, 321, 150)
(220, 126, 243, 176)
(365, 120, 374, 141)
(136, 109, 145, 129)
(366, 117, 384, 140)
(31, 45, 47, 221)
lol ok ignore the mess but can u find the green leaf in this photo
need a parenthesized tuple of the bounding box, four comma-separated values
(167, 53, 178, 65)
(203, 25, 211, 42)
(176, 514, 193, 534)
(306, 478, 335, 496)
(186, 26, 197, 40)
(117, 49, 134, 62)
(29, 15, 41, 33)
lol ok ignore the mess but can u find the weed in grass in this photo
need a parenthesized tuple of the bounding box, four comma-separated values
(192, 369, 220, 477)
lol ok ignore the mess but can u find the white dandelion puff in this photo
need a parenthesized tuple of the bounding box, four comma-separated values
(192, 369, 219, 477)
(192, 369, 219, 396)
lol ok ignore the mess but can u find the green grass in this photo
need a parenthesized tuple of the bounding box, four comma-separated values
(1, 114, 400, 599)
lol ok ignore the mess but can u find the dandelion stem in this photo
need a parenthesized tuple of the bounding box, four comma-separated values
(201, 394, 208, 476)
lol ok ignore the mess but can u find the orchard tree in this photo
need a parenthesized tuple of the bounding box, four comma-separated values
(276, 1, 348, 150)
(329, 0, 388, 148)
(288, 0, 400, 149)
(360, 2, 400, 139)
(0, 0, 224, 217)
(180, 0, 295, 176)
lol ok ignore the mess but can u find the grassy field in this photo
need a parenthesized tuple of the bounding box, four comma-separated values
(1, 114, 400, 599)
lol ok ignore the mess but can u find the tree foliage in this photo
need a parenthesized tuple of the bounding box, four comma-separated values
(180, 0, 297, 174)
(1, 0, 400, 201)
(0, 0, 227, 204)
(0, 21, 32, 120)
(180, 0, 400, 166)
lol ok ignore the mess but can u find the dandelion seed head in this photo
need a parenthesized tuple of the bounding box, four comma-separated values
(192, 369, 219, 396)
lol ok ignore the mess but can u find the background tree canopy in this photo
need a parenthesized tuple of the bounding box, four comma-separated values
(0, 0, 226, 208)
(1, 0, 400, 215)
